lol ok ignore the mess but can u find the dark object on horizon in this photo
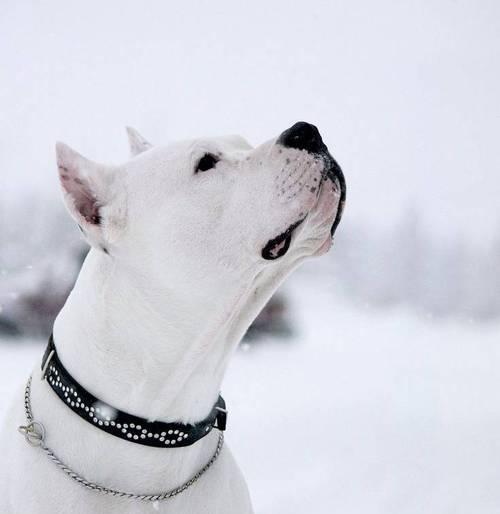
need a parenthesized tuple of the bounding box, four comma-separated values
(244, 294, 292, 341)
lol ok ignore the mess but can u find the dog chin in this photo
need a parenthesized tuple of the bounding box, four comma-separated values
(313, 235, 334, 256)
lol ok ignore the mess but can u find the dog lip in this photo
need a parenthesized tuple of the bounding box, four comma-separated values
(261, 216, 307, 260)
(320, 152, 346, 237)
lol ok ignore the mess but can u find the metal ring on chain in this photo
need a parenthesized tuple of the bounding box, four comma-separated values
(20, 375, 224, 502)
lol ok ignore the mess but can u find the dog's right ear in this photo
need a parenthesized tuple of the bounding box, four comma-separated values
(56, 142, 126, 251)
(126, 126, 152, 157)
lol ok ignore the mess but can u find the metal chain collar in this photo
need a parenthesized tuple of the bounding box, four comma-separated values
(18, 375, 224, 503)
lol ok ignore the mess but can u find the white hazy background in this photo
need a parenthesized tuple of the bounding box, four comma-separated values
(1, 1, 500, 513)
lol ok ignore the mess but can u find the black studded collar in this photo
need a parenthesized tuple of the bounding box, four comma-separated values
(41, 334, 227, 448)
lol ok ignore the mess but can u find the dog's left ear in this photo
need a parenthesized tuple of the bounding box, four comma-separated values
(126, 126, 153, 157)
(56, 142, 126, 251)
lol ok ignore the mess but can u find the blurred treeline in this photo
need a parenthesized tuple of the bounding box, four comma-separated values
(333, 210, 500, 321)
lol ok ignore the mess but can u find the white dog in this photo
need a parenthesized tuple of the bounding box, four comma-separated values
(0, 122, 345, 514)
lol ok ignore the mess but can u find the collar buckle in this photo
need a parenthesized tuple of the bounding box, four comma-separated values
(40, 349, 55, 381)
(214, 406, 228, 431)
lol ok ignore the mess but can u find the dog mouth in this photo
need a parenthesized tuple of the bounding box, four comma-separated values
(261, 216, 306, 260)
(322, 152, 346, 237)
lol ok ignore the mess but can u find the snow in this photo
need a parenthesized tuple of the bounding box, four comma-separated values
(2, 268, 499, 514)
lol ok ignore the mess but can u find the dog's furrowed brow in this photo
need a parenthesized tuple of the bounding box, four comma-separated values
(187, 140, 221, 156)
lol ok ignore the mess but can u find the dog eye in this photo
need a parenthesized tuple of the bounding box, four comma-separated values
(195, 153, 219, 173)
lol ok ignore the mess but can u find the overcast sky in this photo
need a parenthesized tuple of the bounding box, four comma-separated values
(1, 0, 499, 243)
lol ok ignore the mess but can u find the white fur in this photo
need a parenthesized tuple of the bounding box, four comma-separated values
(0, 127, 341, 514)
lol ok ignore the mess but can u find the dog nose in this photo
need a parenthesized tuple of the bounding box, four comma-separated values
(277, 121, 326, 154)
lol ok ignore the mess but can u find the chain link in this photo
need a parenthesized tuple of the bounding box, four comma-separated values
(21, 375, 224, 502)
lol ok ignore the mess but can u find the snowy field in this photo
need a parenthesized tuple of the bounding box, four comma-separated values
(2, 268, 499, 514)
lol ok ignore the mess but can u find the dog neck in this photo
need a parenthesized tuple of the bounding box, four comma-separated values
(52, 248, 289, 424)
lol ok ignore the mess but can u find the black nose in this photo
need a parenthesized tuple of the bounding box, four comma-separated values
(277, 121, 326, 154)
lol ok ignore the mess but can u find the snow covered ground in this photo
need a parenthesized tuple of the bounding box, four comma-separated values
(1, 267, 499, 514)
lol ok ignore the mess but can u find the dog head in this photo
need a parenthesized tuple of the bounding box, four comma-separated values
(56, 122, 345, 309)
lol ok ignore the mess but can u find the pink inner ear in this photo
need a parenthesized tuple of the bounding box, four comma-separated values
(59, 165, 101, 225)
